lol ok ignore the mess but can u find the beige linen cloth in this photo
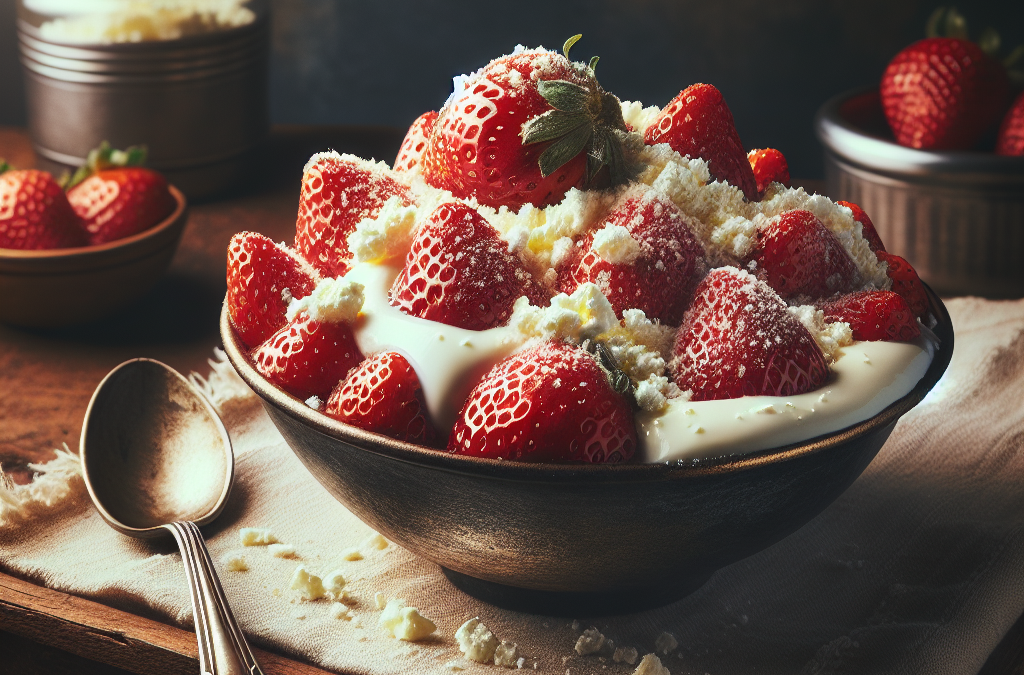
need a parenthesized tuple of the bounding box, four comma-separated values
(2, 297, 1024, 675)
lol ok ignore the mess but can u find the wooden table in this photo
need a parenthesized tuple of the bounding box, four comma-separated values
(1, 126, 1021, 674)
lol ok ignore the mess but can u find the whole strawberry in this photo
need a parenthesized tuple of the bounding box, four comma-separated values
(422, 36, 630, 211)
(996, 91, 1024, 156)
(65, 143, 176, 245)
(295, 152, 414, 278)
(671, 267, 829, 401)
(448, 340, 636, 463)
(881, 37, 1009, 150)
(326, 351, 439, 446)
(746, 148, 790, 197)
(390, 202, 546, 330)
(819, 291, 920, 342)
(226, 231, 320, 348)
(394, 111, 438, 174)
(644, 83, 758, 201)
(252, 311, 364, 402)
(0, 167, 87, 250)
(557, 192, 706, 325)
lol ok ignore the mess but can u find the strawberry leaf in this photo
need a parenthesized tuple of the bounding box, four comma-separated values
(522, 109, 591, 145)
(562, 34, 583, 60)
(537, 122, 593, 177)
(0, 159, 10, 174)
(537, 80, 590, 114)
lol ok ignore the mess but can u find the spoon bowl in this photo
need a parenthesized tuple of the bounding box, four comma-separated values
(81, 358, 262, 675)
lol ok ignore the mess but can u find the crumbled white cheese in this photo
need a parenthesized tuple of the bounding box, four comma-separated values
(633, 653, 671, 675)
(323, 569, 346, 598)
(575, 627, 606, 655)
(456, 617, 499, 663)
(287, 277, 364, 323)
(619, 100, 663, 134)
(374, 592, 387, 609)
(304, 396, 322, 410)
(349, 195, 421, 264)
(220, 553, 248, 572)
(512, 283, 618, 344)
(787, 305, 853, 363)
(378, 599, 436, 641)
(613, 646, 639, 665)
(592, 223, 642, 265)
(289, 565, 325, 601)
(654, 632, 678, 654)
(493, 641, 520, 668)
(239, 528, 277, 546)
(268, 543, 297, 558)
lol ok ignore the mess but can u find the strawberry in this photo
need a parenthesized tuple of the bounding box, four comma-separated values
(325, 351, 439, 445)
(671, 267, 829, 401)
(227, 231, 320, 349)
(294, 152, 413, 278)
(252, 311, 364, 401)
(996, 91, 1024, 156)
(448, 340, 636, 463)
(0, 168, 87, 250)
(422, 37, 630, 211)
(644, 84, 758, 201)
(837, 200, 886, 253)
(390, 202, 546, 330)
(876, 251, 930, 318)
(394, 111, 438, 174)
(746, 148, 790, 197)
(557, 192, 705, 325)
(880, 37, 1009, 150)
(751, 209, 860, 301)
(819, 291, 920, 342)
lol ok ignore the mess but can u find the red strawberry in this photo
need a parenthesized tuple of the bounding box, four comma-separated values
(252, 311, 364, 401)
(996, 91, 1024, 156)
(751, 209, 860, 301)
(227, 231, 320, 348)
(390, 202, 546, 330)
(325, 351, 439, 445)
(67, 167, 175, 245)
(876, 251, 930, 318)
(0, 168, 87, 249)
(837, 200, 886, 253)
(819, 291, 920, 342)
(394, 111, 438, 174)
(557, 192, 705, 325)
(644, 84, 758, 201)
(294, 152, 413, 278)
(422, 39, 629, 211)
(881, 37, 1009, 150)
(671, 267, 829, 401)
(448, 340, 636, 463)
(746, 148, 790, 196)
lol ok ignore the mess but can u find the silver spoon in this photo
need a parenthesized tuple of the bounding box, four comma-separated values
(81, 358, 263, 675)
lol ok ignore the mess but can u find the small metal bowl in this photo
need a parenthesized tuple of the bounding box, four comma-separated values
(816, 87, 1024, 297)
(0, 186, 187, 327)
(219, 289, 954, 615)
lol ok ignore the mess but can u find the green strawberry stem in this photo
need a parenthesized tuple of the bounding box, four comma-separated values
(584, 340, 637, 407)
(0, 159, 10, 174)
(64, 140, 148, 190)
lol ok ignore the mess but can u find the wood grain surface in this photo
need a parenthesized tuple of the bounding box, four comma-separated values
(0, 126, 1020, 675)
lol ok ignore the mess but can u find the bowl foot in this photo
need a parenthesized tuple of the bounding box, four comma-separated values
(440, 567, 712, 617)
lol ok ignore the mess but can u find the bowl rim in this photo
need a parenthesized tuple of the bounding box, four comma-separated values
(219, 288, 954, 484)
(814, 86, 1024, 182)
(0, 184, 187, 265)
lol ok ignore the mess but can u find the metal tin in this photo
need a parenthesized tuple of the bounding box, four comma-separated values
(16, 6, 269, 199)
(815, 88, 1024, 297)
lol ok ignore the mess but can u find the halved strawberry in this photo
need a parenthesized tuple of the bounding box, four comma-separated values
(227, 232, 320, 348)
(394, 111, 438, 174)
(746, 148, 790, 196)
(751, 209, 860, 301)
(0, 168, 86, 250)
(67, 167, 175, 245)
(837, 200, 886, 254)
(644, 84, 758, 201)
(294, 152, 413, 278)
(671, 267, 829, 401)
(390, 202, 546, 330)
(252, 311, 364, 401)
(422, 38, 630, 211)
(557, 192, 705, 325)
(876, 251, 930, 318)
(448, 340, 636, 463)
(819, 291, 920, 342)
(325, 351, 439, 446)
(996, 91, 1024, 156)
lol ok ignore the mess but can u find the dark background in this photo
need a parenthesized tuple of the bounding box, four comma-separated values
(1, 0, 1021, 179)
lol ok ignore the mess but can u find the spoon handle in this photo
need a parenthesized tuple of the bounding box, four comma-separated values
(166, 521, 264, 675)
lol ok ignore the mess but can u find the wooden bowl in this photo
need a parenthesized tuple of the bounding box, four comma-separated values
(0, 186, 187, 327)
(220, 290, 954, 615)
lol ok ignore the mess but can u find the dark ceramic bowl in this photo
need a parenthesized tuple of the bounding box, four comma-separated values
(220, 290, 953, 615)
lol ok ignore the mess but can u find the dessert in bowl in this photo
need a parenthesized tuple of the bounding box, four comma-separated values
(220, 39, 952, 611)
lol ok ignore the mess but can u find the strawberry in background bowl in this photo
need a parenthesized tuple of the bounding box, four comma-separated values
(0, 143, 186, 327)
